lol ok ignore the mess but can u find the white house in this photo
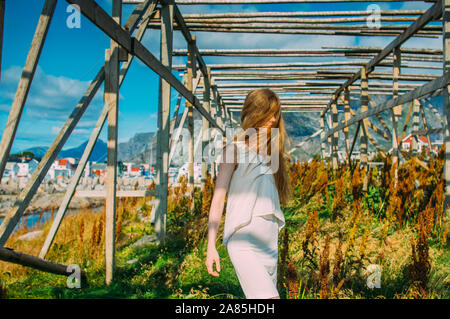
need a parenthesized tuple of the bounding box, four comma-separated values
(16, 159, 38, 177)
(3, 161, 19, 178)
(47, 158, 73, 179)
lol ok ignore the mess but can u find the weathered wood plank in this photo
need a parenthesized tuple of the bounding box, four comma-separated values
(321, 0, 443, 116)
(0, 247, 86, 279)
(154, 1, 173, 243)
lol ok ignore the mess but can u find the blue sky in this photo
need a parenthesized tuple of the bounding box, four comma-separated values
(0, 0, 440, 153)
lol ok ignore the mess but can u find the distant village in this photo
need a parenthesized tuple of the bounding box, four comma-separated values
(3, 154, 203, 184)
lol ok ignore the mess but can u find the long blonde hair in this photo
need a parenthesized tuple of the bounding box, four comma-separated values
(231, 88, 293, 206)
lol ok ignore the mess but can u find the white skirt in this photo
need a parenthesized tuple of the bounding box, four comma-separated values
(226, 214, 280, 299)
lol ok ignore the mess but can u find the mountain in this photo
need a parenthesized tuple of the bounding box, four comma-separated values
(23, 139, 108, 162)
(59, 139, 108, 162)
(118, 132, 156, 162)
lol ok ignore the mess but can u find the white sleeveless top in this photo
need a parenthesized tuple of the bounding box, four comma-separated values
(222, 140, 286, 247)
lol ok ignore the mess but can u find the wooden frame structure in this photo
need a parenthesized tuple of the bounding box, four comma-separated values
(0, 0, 448, 285)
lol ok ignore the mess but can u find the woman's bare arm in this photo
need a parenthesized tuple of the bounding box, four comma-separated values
(205, 143, 238, 277)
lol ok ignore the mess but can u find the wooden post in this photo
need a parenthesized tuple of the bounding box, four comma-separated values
(391, 47, 401, 184)
(327, 112, 332, 160)
(331, 101, 339, 171)
(320, 115, 326, 160)
(411, 99, 421, 153)
(210, 80, 218, 178)
(187, 35, 196, 210)
(360, 67, 369, 191)
(343, 88, 351, 154)
(104, 0, 121, 285)
(201, 67, 212, 188)
(444, 0, 450, 218)
(0, 0, 57, 183)
(154, 1, 173, 242)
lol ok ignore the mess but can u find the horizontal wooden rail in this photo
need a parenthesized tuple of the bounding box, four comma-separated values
(74, 190, 155, 198)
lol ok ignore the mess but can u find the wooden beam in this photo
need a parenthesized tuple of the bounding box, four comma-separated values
(360, 67, 369, 175)
(104, 0, 121, 286)
(321, 0, 443, 116)
(172, 9, 430, 19)
(154, 1, 173, 243)
(201, 67, 212, 188)
(320, 116, 326, 160)
(0, 247, 86, 279)
(331, 102, 339, 170)
(443, 0, 450, 217)
(74, 190, 156, 198)
(0, 0, 57, 183)
(187, 35, 196, 211)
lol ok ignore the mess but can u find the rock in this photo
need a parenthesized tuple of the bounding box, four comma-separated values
(17, 230, 44, 241)
(132, 235, 159, 248)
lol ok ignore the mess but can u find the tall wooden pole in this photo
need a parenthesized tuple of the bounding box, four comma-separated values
(187, 35, 196, 210)
(320, 115, 326, 160)
(327, 112, 332, 160)
(331, 101, 339, 170)
(201, 67, 212, 188)
(343, 88, 351, 155)
(0, 0, 57, 183)
(154, 1, 173, 242)
(443, 0, 450, 218)
(391, 47, 401, 185)
(360, 67, 369, 191)
(210, 80, 218, 178)
(104, 0, 121, 285)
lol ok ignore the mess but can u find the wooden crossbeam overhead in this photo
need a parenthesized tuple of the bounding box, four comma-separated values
(321, 0, 443, 116)
(173, 61, 440, 70)
(172, 48, 442, 57)
(179, 10, 431, 18)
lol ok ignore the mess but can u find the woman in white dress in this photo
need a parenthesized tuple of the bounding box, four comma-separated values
(205, 88, 293, 299)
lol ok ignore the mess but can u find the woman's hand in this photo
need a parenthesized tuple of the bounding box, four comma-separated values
(205, 247, 221, 277)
